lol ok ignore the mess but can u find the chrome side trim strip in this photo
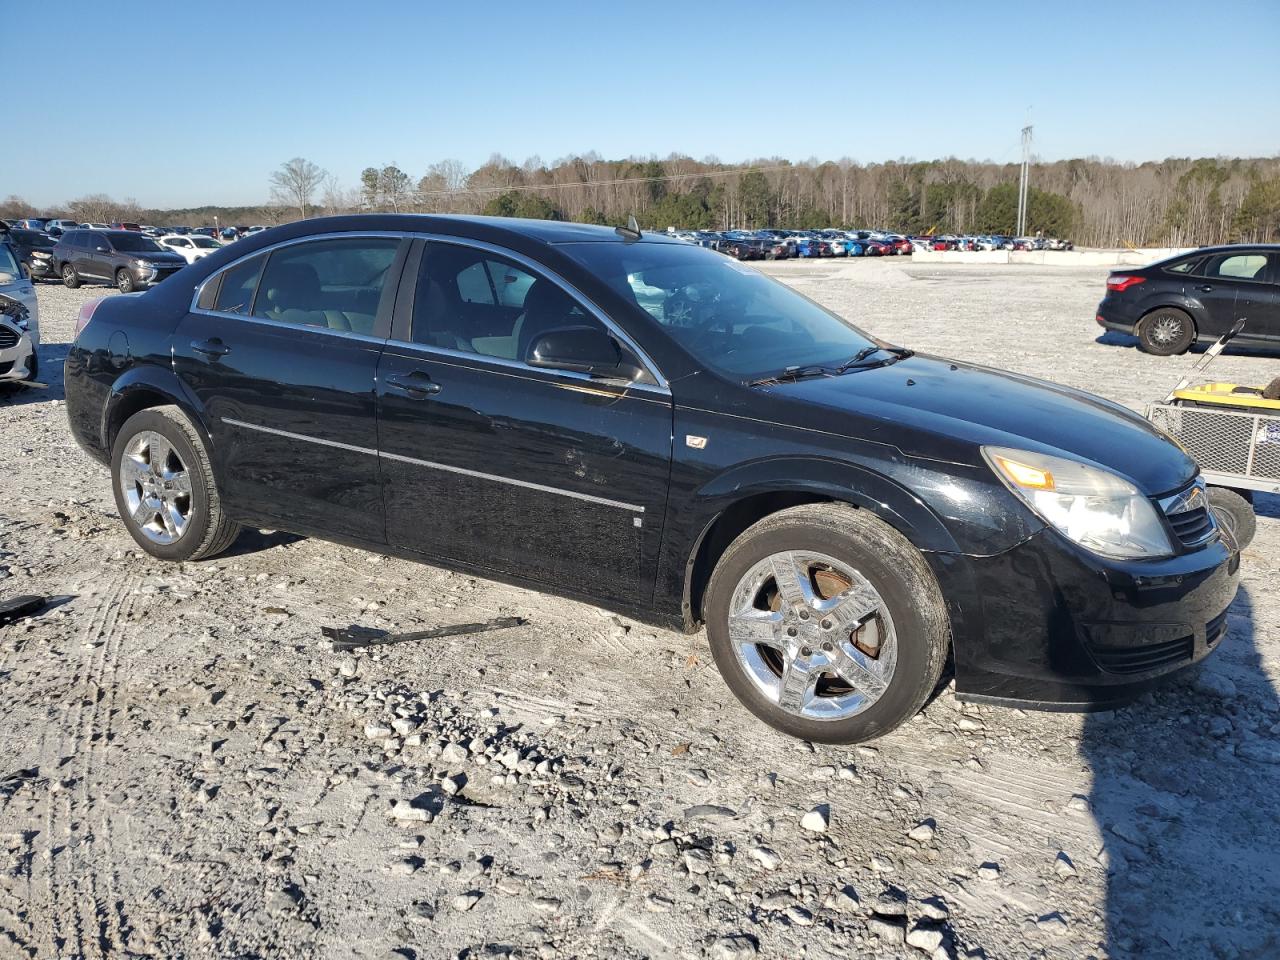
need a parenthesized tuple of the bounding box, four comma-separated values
(221, 417, 378, 456)
(220, 417, 644, 514)
(379, 450, 645, 513)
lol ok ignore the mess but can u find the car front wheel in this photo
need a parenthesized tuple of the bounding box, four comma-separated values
(704, 504, 949, 743)
(116, 269, 136, 294)
(111, 405, 241, 561)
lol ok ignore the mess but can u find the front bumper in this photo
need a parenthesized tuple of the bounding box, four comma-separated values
(938, 526, 1240, 710)
(0, 328, 36, 381)
(131, 263, 185, 287)
(25, 256, 56, 279)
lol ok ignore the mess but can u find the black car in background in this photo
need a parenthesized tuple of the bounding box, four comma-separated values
(1096, 244, 1280, 354)
(63, 215, 1237, 744)
(53, 229, 187, 293)
(7, 228, 58, 281)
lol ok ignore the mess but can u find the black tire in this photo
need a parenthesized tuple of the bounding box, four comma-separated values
(110, 405, 241, 561)
(61, 263, 80, 289)
(116, 268, 135, 294)
(704, 504, 949, 744)
(1138, 308, 1195, 356)
(1208, 486, 1256, 551)
(24, 351, 38, 382)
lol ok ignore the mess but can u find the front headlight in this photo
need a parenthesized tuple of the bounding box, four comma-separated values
(983, 446, 1173, 560)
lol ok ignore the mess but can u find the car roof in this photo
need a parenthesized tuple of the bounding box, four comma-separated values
(245, 214, 688, 249)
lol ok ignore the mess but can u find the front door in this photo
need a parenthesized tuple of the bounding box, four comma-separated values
(172, 235, 408, 540)
(376, 240, 673, 605)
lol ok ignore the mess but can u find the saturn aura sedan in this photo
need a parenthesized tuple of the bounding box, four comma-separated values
(64, 215, 1239, 743)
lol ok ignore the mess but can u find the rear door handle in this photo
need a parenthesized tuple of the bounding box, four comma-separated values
(191, 338, 230, 359)
(385, 372, 441, 398)
(1197, 284, 1214, 292)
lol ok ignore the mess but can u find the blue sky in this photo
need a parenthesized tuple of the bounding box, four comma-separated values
(15, 1, 1279, 209)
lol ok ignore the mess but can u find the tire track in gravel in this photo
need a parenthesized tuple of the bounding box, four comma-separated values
(36, 572, 131, 959)
(73, 574, 138, 956)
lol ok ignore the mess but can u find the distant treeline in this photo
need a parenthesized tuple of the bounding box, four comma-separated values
(7, 153, 1279, 246)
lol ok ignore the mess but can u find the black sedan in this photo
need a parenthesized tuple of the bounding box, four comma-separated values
(64, 215, 1238, 743)
(1097, 244, 1280, 354)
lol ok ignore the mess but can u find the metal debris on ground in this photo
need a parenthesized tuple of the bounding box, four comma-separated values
(322, 616, 528, 652)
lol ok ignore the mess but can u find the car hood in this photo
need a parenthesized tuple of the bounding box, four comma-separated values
(136, 251, 187, 265)
(775, 353, 1196, 495)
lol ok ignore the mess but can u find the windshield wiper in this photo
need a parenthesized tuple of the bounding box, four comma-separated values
(747, 364, 834, 387)
(836, 345, 914, 374)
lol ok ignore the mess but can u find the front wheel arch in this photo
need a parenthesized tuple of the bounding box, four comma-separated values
(680, 473, 959, 631)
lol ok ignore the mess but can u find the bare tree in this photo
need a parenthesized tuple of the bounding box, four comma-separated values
(269, 158, 328, 219)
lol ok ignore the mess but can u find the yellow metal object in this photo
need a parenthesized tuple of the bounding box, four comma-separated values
(1171, 383, 1280, 412)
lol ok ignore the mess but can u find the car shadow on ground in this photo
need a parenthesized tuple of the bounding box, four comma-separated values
(221, 528, 304, 558)
(1083, 577, 1280, 957)
(1095, 331, 1279, 359)
(0, 340, 69, 407)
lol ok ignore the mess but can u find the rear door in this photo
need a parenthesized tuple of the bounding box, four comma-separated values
(172, 234, 409, 540)
(1191, 250, 1270, 339)
(375, 239, 673, 605)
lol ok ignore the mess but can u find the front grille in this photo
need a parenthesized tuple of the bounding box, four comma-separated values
(1092, 635, 1194, 675)
(1169, 506, 1215, 546)
(0, 327, 18, 349)
(1159, 480, 1217, 548)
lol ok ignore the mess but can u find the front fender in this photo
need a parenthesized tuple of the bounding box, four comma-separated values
(692, 456, 963, 554)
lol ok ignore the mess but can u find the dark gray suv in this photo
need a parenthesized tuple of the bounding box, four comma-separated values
(53, 229, 187, 293)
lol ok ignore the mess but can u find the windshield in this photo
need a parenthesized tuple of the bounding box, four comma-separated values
(558, 240, 877, 380)
(191, 237, 218, 249)
(13, 230, 54, 248)
(109, 233, 163, 253)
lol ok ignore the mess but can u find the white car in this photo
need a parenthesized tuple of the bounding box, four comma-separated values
(80, 223, 110, 230)
(159, 234, 221, 264)
(0, 244, 39, 383)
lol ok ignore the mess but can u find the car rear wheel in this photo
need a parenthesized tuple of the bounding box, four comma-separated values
(1208, 487, 1256, 551)
(704, 504, 949, 743)
(1139, 308, 1195, 355)
(116, 269, 136, 294)
(61, 263, 80, 289)
(111, 406, 241, 562)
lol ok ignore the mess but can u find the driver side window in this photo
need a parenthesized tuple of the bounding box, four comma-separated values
(411, 243, 597, 363)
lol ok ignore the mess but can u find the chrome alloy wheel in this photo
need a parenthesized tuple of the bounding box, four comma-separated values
(1149, 314, 1185, 345)
(727, 550, 897, 721)
(118, 430, 193, 545)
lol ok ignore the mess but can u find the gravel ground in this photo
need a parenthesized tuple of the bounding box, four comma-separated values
(0, 260, 1277, 960)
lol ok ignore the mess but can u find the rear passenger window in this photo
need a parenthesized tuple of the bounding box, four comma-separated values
(1165, 258, 1201, 274)
(214, 254, 266, 315)
(253, 237, 399, 334)
(1206, 253, 1268, 281)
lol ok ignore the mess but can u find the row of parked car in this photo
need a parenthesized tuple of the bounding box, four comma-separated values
(670, 228, 1073, 261)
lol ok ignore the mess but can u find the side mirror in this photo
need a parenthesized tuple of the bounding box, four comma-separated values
(527, 325, 641, 380)
(95, 244, 108, 252)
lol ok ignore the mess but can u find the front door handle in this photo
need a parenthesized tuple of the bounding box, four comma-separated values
(386, 372, 441, 398)
(191, 338, 230, 359)
(1197, 284, 1214, 292)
